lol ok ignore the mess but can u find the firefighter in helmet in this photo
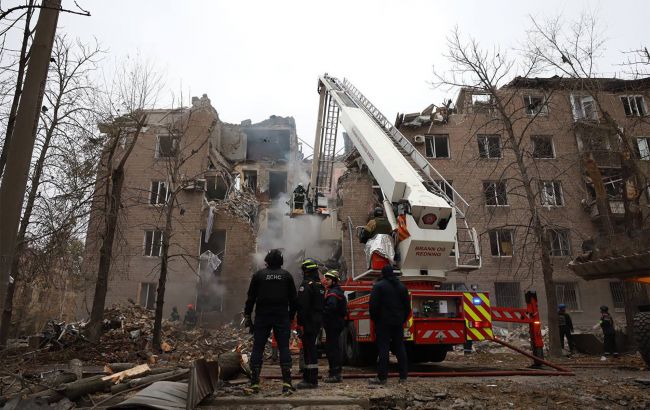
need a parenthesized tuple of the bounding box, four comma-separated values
(323, 270, 347, 383)
(296, 258, 325, 389)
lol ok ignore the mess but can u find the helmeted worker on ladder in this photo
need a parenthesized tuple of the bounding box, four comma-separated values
(360, 207, 392, 243)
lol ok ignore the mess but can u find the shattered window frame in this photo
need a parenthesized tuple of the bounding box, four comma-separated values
(555, 282, 581, 311)
(243, 170, 258, 193)
(620, 95, 648, 117)
(549, 229, 571, 257)
(424, 135, 450, 159)
(488, 229, 514, 257)
(571, 94, 598, 121)
(523, 95, 548, 116)
(531, 135, 555, 159)
(149, 180, 169, 205)
(483, 180, 508, 206)
(539, 180, 564, 207)
(494, 282, 521, 308)
(636, 137, 650, 160)
(156, 135, 179, 158)
(477, 134, 502, 159)
(139, 282, 157, 309)
(143, 230, 163, 257)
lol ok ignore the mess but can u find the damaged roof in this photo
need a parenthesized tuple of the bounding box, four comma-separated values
(503, 75, 650, 92)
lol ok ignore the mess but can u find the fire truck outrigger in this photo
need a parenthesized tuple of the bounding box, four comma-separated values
(295, 74, 545, 365)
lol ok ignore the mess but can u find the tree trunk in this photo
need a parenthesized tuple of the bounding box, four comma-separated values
(86, 167, 125, 342)
(152, 201, 174, 350)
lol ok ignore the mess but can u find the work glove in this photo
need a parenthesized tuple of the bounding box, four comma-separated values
(244, 315, 254, 333)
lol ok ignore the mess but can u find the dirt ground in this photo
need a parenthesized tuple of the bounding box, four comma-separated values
(207, 351, 650, 410)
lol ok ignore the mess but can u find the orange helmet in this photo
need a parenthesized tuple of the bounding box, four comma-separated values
(187, 304, 194, 310)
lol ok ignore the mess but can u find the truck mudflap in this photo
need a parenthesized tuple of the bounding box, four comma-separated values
(463, 292, 494, 341)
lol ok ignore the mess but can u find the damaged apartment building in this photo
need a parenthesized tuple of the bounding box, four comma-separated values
(81, 94, 300, 323)
(337, 76, 650, 326)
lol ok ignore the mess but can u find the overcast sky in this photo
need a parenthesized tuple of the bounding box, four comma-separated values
(56, 0, 649, 153)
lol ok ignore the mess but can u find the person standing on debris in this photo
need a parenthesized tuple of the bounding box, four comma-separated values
(293, 183, 306, 212)
(183, 304, 197, 328)
(323, 270, 347, 383)
(360, 207, 393, 243)
(558, 304, 575, 354)
(295, 258, 325, 389)
(369, 265, 410, 385)
(244, 249, 298, 394)
(170, 306, 180, 322)
(594, 305, 618, 360)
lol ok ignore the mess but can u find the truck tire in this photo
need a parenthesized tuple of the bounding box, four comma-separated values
(343, 323, 377, 366)
(407, 345, 448, 363)
(634, 311, 650, 367)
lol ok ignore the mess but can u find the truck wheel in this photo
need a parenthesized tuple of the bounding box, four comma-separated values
(343, 323, 377, 366)
(407, 345, 448, 363)
(428, 346, 448, 363)
(634, 311, 650, 367)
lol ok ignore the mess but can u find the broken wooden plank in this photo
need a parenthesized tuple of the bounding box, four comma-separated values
(101, 364, 150, 384)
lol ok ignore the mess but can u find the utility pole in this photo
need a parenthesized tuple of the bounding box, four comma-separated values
(0, 0, 60, 312)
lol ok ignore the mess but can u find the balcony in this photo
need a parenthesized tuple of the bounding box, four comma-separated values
(588, 200, 625, 221)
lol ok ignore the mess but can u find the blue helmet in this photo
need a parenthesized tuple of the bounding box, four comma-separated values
(558, 304, 566, 310)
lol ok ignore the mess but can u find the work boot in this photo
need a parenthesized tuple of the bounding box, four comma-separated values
(368, 377, 387, 385)
(297, 369, 317, 389)
(281, 365, 296, 394)
(249, 366, 261, 393)
(324, 368, 342, 383)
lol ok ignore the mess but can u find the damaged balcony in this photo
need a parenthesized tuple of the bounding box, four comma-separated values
(587, 199, 626, 221)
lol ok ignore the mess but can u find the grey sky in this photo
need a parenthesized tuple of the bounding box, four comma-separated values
(57, 1, 649, 152)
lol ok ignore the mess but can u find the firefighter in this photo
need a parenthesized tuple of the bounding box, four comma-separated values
(360, 207, 392, 243)
(558, 304, 575, 354)
(170, 306, 180, 322)
(293, 183, 306, 212)
(296, 258, 325, 389)
(183, 304, 197, 328)
(244, 249, 297, 394)
(369, 265, 410, 384)
(323, 270, 347, 383)
(595, 305, 618, 360)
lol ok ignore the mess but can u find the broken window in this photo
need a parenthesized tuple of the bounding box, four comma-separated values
(621, 95, 647, 117)
(483, 181, 508, 206)
(531, 136, 555, 159)
(477, 135, 502, 159)
(637, 137, 650, 160)
(156, 135, 179, 158)
(244, 128, 291, 161)
(243, 170, 258, 193)
(149, 181, 168, 205)
(269, 171, 287, 199)
(494, 282, 521, 308)
(549, 229, 571, 256)
(139, 282, 156, 309)
(571, 94, 598, 121)
(200, 229, 226, 256)
(424, 135, 450, 158)
(206, 175, 228, 200)
(555, 282, 580, 310)
(434, 179, 454, 201)
(540, 180, 563, 206)
(144, 230, 163, 257)
(470, 93, 495, 114)
(198, 230, 226, 312)
(523, 95, 548, 116)
(488, 229, 513, 257)
(582, 134, 611, 152)
(585, 168, 623, 200)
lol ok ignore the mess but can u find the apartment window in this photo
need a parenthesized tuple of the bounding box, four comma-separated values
(523, 95, 548, 116)
(156, 135, 178, 158)
(243, 170, 258, 192)
(144, 230, 163, 257)
(531, 136, 555, 159)
(206, 175, 228, 200)
(483, 181, 508, 206)
(494, 282, 521, 308)
(470, 94, 495, 114)
(477, 135, 502, 159)
(556, 282, 580, 311)
(488, 229, 513, 257)
(540, 181, 564, 206)
(149, 181, 168, 205)
(621, 95, 647, 117)
(609, 282, 625, 310)
(571, 94, 598, 121)
(139, 282, 156, 309)
(425, 135, 450, 158)
(434, 179, 454, 201)
(637, 137, 650, 160)
(549, 229, 571, 256)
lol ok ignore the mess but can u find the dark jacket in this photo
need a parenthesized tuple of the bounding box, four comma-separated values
(296, 273, 325, 332)
(323, 283, 347, 331)
(184, 309, 197, 326)
(369, 275, 410, 326)
(558, 312, 573, 331)
(360, 217, 392, 243)
(244, 267, 297, 318)
(600, 312, 615, 335)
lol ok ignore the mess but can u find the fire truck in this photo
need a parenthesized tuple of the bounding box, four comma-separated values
(296, 74, 544, 365)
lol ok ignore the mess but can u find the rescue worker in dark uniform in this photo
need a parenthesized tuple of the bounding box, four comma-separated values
(295, 259, 325, 389)
(597, 305, 618, 360)
(293, 183, 306, 212)
(183, 304, 197, 328)
(360, 207, 393, 243)
(323, 270, 347, 383)
(369, 265, 410, 384)
(558, 304, 575, 354)
(244, 249, 297, 393)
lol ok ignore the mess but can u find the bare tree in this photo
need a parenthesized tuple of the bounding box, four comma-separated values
(85, 59, 162, 342)
(0, 35, 102, 345)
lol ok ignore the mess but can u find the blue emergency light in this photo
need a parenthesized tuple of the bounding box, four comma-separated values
(472, 296, 482, 305)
